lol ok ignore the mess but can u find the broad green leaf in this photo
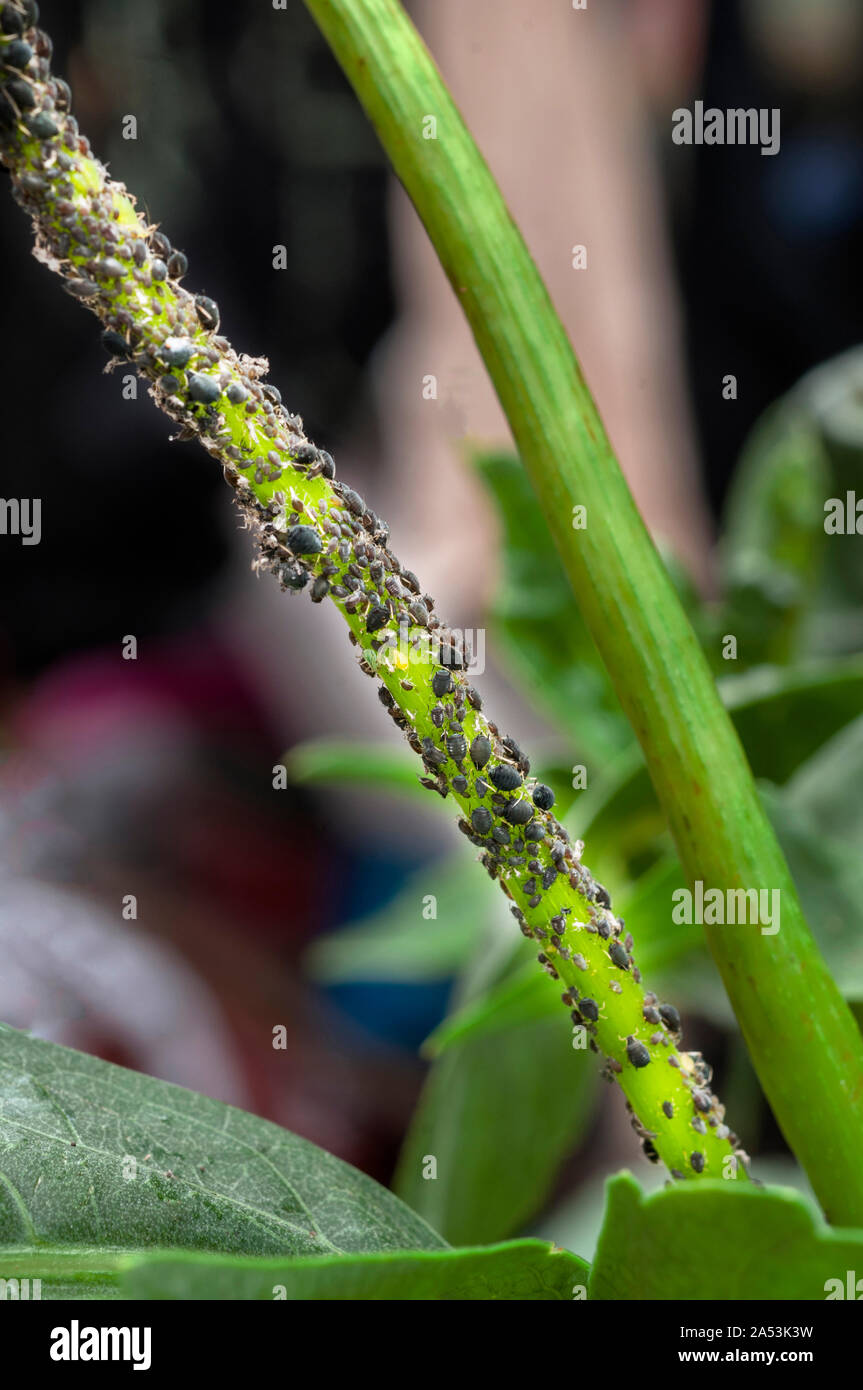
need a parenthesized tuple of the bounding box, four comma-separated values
(761, 785, 863, 1000)
(286, 737, 422, 798)
(119, 1239, 588, 1300)
(784, 713, 863, 851)
(798, 344, 863, 650)
(718, 401, 828, 669)
(306, 852, 490, 983)
(394, 1016, 597, 1247)
(590, 1173, 863, 1300)
(573, 658, 863, 876)
(0, 1025, 445, 1256)
(720, 658, 863, 785)
(473, 451, 631, 764)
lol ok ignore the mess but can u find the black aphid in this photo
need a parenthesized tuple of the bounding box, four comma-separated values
(609, 941, 630, 970)
(188, 373, 221, 405)
(6, 76, 35, 108)
(100, 328, 130, 358)
(658, 1003, 681, 1033)
(579, 998, 599, 1022)
(446, 734, 467, 762)
(504, 797, 533, 826)
(4, 38, 32, 68)
(489, 764, 521, 792)
(161, 337, 194, 368)
(25, 109, 57, 137)
(531, 783, 555, 811)
(194, 294, 220, 330)
(432, 668, 453, 699)
(469, 734, 492, 769)
(451, 775, 468, 795)
(279, 564, 309, 591)
(285, 524, 323, 556)
(524, 821, 545, 842)
(421, 738, 447, 767)
(471, 807, 493, 835)
(167, 250, 188, 279)
(690, 1152, 705, 1174)
(626, 1036, 651, 1069)
(662, 1100, 674, 1119)
(365, 605, 390, 633)
(65, 277, 99, 298)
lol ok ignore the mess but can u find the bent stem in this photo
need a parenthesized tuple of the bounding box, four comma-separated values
(0, 0, 740, 1186)
(303, 0, 863, 1223)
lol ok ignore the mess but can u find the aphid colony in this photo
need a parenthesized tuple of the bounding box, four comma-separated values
(0, 0, 743, 1184)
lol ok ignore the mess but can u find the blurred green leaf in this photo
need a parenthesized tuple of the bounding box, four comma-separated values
(717, 402, 828, 669)
(474, 451, 632, 764)
(393, 1015, 597, 1247)
(590, 1173, 863, 1300)
(306, 853, 491, 983)
(721, 658, 863, 783)
(286, 737, 422, 797)
(572, 658, 863, 878)
(762, 784, 863, 1001)
(784, 713, 863, 852)
(119, 1239, 588, 1301)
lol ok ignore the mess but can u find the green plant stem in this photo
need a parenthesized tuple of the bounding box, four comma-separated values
(302, 0, 863, 1224)
(0, 0, 740, 1187)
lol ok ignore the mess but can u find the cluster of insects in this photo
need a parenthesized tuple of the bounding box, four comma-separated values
(0, 0, 746, 1184)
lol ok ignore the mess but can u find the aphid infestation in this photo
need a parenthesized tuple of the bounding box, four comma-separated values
(0, 0, 743, 1186)
(2, 0, 863, 1318)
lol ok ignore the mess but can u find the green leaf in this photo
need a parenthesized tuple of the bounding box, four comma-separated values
(590, 1173, 863, 1300)
(575, 658, 863, 875)
(721, 658, 863, 785)
(119, 1239, 588, 1300)
(306, 853, 491, 983)
(473, 451, 631, 764)
(0, 1025, 445, 1256)
(286, 737, 422, 798)
(762, 785, 863, 1000)
(784, 712, 863, 851)
(718, 401, 828, 668)
(393, 1016, 597, 1246)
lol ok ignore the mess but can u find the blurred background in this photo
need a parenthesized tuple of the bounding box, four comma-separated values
(1, 0, 862, 1250)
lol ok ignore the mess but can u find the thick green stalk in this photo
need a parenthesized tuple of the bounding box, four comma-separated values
(0, 0, 739, 1186)
(302, 0, 863, 1223)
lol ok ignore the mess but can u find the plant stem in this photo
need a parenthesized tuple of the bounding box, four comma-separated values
(302, 0, 863, 1224)
(0, 0, 741, 1188)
